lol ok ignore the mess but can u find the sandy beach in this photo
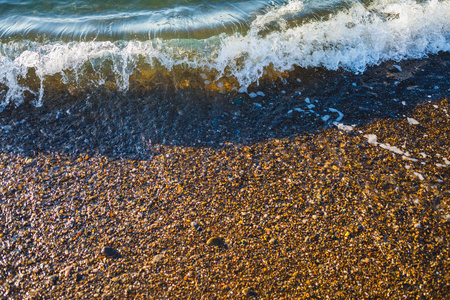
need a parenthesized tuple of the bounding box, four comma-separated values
(0, 53, 449, 299)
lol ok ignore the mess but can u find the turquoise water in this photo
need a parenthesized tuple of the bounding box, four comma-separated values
(0, 0, 289, 40)
(0, 0, 449, 109)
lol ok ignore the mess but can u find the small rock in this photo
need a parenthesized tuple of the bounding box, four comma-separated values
(102, 247, 120, 257)
(60, 265, 73, 278)
(206, 237, 225, 247)
(407, 117, 420, 125)
(151, 254, 165, 264)
(269, 238, 278, 245)
(191, 221, 202, 231)
(243, 287, 258, 297)
(48, 275, 58, 285)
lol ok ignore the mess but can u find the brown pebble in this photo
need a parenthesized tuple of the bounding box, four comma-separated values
(48, 275, 58, 285)
(206, 237, 225, 246)
(151, 254, 165, 264)
(60, 266, 73, 278)
(243, 287, 257, 297)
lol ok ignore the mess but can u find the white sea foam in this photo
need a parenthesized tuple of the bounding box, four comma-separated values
(0, 0, 449, 109)
(216, 0, 450, 87)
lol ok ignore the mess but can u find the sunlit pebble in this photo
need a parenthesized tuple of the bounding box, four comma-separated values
(151, 254, 165, 264)
(207, 237, 225, 246)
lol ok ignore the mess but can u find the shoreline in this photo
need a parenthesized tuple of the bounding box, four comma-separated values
(0, 52, 448, 158)
(0, 52, 449, 299)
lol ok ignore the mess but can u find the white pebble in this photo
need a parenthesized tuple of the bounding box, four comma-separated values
(364, 134, 378, 145)
(335, 123, 355, 132)
(407, 117, 419, 125)
(413, 172, 425, 181)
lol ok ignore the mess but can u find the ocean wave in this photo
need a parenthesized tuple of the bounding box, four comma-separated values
(0, 0, 449, 110)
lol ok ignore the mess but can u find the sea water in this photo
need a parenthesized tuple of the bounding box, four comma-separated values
(0, 0, 449, 109)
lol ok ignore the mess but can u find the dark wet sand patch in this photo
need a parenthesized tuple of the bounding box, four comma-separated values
(0, 52, 448, 158)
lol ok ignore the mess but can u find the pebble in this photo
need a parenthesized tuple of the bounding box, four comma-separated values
(102, 247, 119, 257)
(191, 221, 202, 231)
(151, 254, 165, 264)
(48, 275, 58, 285)
(60, 265, 73, 278)
(206, 237, 225, 247)
(242, 287, 258, 297)
(269, 238, 278, 245)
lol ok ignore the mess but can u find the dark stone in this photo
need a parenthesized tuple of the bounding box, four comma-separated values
(102, 247, 121, 258)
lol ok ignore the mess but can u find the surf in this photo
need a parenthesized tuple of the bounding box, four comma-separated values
(0, 0, 449, 110)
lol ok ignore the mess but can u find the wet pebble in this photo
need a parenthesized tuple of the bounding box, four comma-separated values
(102, 247, 119, 257)
(206, 237, 225, 247)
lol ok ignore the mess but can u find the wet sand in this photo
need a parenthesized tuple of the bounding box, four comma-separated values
(0, 52, 449, 299)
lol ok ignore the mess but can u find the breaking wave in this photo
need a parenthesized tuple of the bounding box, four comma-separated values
(0, 0, 449, 110)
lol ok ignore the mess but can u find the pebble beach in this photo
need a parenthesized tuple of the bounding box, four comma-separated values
(1, 53, 449, 299)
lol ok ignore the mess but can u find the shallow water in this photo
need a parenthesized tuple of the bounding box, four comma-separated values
(0, 0, 449, 109)
(0, 0, 284, 40)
